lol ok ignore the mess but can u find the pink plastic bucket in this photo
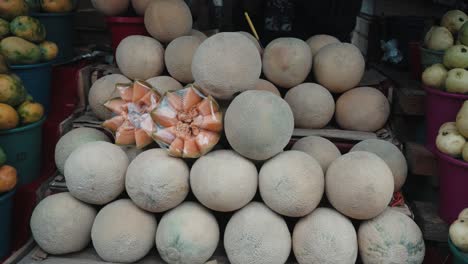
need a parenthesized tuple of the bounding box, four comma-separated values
(106, 17, 149, 53)
(436, 150, 468, 223)
(424, 86, 468, 153)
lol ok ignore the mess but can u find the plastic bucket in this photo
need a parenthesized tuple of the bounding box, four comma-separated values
(436, 150, 468, 223)
(420, 46, 444, 69)
(424, 86, 468, 153)
(11, 62, 53, 113)
(106, 17, 149, 53)
(0, 117, 46, 185)
(449, 238, 468, 264)
(0, 189, 16, 259)
(32, 12, 75, 63)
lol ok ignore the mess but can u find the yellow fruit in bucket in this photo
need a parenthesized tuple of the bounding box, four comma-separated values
(0, 103, 19, 130)
(39, 41, 58, 61)
(17, 101, 44, 124)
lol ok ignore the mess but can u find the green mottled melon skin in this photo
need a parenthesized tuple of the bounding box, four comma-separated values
(225, 90, 294, 161)
(358, 208, 425, 264)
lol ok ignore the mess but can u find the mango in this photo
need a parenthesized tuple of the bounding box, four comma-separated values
(17, 100, 44, 124)
(0, 18, 9, 39)
(40, 0, 74, 13)
(39, 40, 58, 61)
(0, 103, 19, 130)
(10, 16, 46, 43)
(0, 36, 41, 64)
(0, 0, 29, 21)
(0, 74, 27, 106)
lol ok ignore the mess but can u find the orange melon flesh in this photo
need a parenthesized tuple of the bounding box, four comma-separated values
(116, 127, 136, 146)
(103, 116, 125, 132)
(138, 91, 159, 109)
(151, 86, 222, 158)
(135, 128, 153, 149)
(132, 81, 151, 103)
(116, 83, 133, 102)
(104, 98, 126, 115)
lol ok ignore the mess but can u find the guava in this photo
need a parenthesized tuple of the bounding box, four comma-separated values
(421, 63, 447, 89)
(458, 21, 468, 46)
(424, 26, 454, 50)
(436, 129, 466, 157)
(446, 68, 468, 93)
(456, 101, 468, 137)
(460, 208, 468, 220)
(439, 122, 459, 134)
(441, 10, 468, 34)
(444, 45, 468, 69)
(450, 218, 468, 252)
(463, 143, 468, 162)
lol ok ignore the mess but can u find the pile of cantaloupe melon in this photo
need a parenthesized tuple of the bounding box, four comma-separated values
(30, 1, 425, 263)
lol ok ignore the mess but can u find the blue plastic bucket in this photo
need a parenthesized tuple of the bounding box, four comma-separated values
(0, 189, 16, 259)
(449, 238, 468, 264)
(0, 117, 46, 185)
(32, 12, 75, 63)
(11, 62, 53, 113)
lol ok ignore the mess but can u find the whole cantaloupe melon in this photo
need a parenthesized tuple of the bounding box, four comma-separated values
(30, 192, 97, 255)
(239, 31, 263, 55)
(165, 36, 201, 84)
(92, 199, 157, 263)
(262, 38, 312, 89)
(189, 29, 207, 42)
(126, 149, 189, 212)
(88, 74, 130, 120)
(131, 0, 151, 15)
(64, 141, 129, 205)
(285, 83, 335, 129)
(313, 43, 365, 93)
(225, 90, 294, 160)
(144, 0, 192, 43)
(116, 35, 165, 80)
(146, 76, 183, 94)
(358, 208, 425, 264)
(255, 79, 281, 96)
(259, 151, 324, 217)
(351, 139, 408, 192)
(224, 202, 292, 264)
(326, 151, 394, 220)
(91, 0, 129, 16)
(156, 202, 220, 264)
(293, 208, 358, 264)
(335, 87, 390, 132)
(306, 34, 340, 57)
(190, 150, 258, 212)
(192, 32, 262, 99)
(55, 127, 110, 175)
(292, 136, 341, 173)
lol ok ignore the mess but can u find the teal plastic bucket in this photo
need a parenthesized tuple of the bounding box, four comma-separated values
(449, 239, 468, 264)
(0, 189, 16, 259)
(0, 117, 46, 185)
(11, 62, 53, 113)
(32, 12, 75, 63)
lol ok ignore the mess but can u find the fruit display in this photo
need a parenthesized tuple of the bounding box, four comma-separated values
(0, 73, 44, 130)
(291, 136, 341, 173)
(437, 101, 468, 161)
(0, 164, 17, 193)
(40, 0, 75, 13)
(102, 80, 160, 148)
(0, 14, 58, 64)
(0, 0, 28, 21)
(145, 76, 182, 94)
(450, 208, 468, 252)
(88, 73, 130, 120)
(152, 85, 222, 158)
(164, 36, 201, 84)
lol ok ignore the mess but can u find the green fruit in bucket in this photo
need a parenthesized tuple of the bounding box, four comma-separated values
(463, 143, 468, 162)
(456, 101, 468, 138)
(0, 146, 6, 166)
(39, 41, 58, 61)
(441, 10, 468, 34)
(0, 18, 9, 39)
(10, 16, 46, 43)
(446, 68, 468, 93)
(0, 73, 27, 106)
(444, 45, 468, 69)
(0, 36, 41, 64)
(421, 63, 447, 89)
(436, 128, 466, 157)
(424, 26, 454, 51)
(458, 22, 468, 46)
(17, 100, 44, 124)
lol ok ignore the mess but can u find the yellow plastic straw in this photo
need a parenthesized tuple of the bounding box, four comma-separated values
(244, 12, 260, 41)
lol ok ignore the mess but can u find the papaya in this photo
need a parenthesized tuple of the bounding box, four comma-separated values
(25, 0, 41, 11)
(0, 0, 29, 21)
(0, 54, 8, 74)
(0, 36, 41, 64)
(39, 41, 58, 61)
(0, 74, 27, 106)
(0, 18, 9, 39)
(40, 0, 74, 13)
(0, 103, 19, 130)
(17, 100, 44, 124)
(10, 16, 46, 43)
(0, 147, 6, 167)
(0, 165, 17, 193)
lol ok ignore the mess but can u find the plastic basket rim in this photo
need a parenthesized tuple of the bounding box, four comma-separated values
(106, 16, 145, 23)
(424, 85, 468, 100)
(449, 238, 468, 260)
(419, 45, 445, 55)
(30, 12, 74, 17)
(435, 149, 468, 168)
(10, 61, 54, 70)
(0, 188, 16, 201)
(0, 117, 46, 135)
